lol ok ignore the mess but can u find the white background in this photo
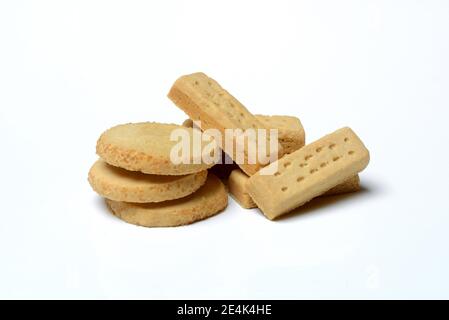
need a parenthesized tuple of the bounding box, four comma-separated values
(1, 0, 448, 299)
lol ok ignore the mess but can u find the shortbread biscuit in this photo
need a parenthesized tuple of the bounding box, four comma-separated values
(105, 174, 228, 227)
(228, 169, 257, 209)
(168, 72, 283, 176)
(184, 114, 305, 155)
(183, 114, 304, 181)
(96, 122, 216, 175)
(247, 127, 370, 219)
(88, 159, 208, 203)
(323, 174, 360, 196)
(255, 115, 305, 154)
(228, 169, 361, 209)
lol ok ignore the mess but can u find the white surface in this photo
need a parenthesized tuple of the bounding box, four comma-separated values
(1, 0, 449, 299)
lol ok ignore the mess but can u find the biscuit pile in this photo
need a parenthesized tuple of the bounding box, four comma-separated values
(89, 72, 370, 227)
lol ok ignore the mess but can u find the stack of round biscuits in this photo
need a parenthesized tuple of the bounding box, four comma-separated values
(88, 122, 228, 227)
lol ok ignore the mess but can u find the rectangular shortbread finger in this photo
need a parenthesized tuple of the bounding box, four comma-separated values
(185, 115, 359, 206)
(228, 169, 257, 208)
(183, 114, 305, 181)
(254, 115, 305, 154)
(184, 114, 305, 155)
(324, 174, 360, 196)
(229, 169, 361, 209)
(168, 73, 284, 176)
(246, 127, 370, 219)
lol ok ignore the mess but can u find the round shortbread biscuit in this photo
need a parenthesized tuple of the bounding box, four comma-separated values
(96, 122, 216, 175)
(105, 174, 228, 227)
(88, 159, 208, 203)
